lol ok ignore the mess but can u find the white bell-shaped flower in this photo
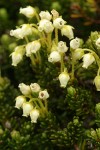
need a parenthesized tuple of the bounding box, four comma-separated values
(18, 83, 31, 96)
(11, 52, 23, 66)
(15, 96, 26, 109)
(11, 46, 25, 66)
(22, 102, 33, 117)
(26, 40, 41, 57)
(73, 48, 84, 61)
(53, 17, 66, 29)
(38, 19, 47, 32)
(10, 28, 23, 39)
(10, 24, 33, 39)
(39, 90, 49, 100)
(82, 53, 95, 69)
(96, 37, 100, 48)
(30, 109, 39, 123)
(38, 19, 54, 33)
(19, 6, 35, 18)
(94, 76, 100, 91)
(43, 21, 54, 33)
(30, 83, 41, 93)
(70, 37, 80, 49)
(58, 72, 70, 88)
(39, 11, 52, 20)
(57, 41, 68, 53)
(21, 24, 33, 37)
(48, 51, 61, 63)
(61, 25, 74, 40)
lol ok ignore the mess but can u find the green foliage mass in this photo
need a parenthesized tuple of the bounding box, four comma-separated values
(0, 1, 100, 150)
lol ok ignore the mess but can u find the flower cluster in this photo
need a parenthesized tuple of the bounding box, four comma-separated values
(10, 6, 100, 91)
(15, 82, 49, 123)
(10, 6, 100, 124)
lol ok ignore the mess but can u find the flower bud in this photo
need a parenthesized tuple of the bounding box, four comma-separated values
(51, 9, 59, 19)
(94, 76, 100, 91)
(19, 6, 35, 18)
(0, 8, 8, 20)
(1, 34, 11, 45)
(61, 25, 74, 39)
(48, 51, 61, 63)
(53, 17, 66, 29)
(58, 72, 70, 88)
(39, 11, 52, 20)
(30, 109, 39, 123)
(51, 2, 61, 11)
(96, 37, 100, 48)
(70, 37, 80, 49)
(73, 48, 84, 61)
(11, 130, 20, 141)
(30, 83, 41, 93)
(26, 40, 41, 57)
(18, 83, 31, 96)
(8, 42, 17, 52)
(73, 118, 79, 125)
(22, 102, 33, 117)
(57, 41, 68, 53)
(15, 96, 26, 109)
(67, 86, 76, 96)
(39, 90, 49, 100)
(90, 129, 97, 140)
(82, 53, 95, 69)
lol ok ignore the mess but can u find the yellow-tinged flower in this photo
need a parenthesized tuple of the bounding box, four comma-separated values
(61, 25, 74, 39)
(73, 48, 84, 61)
(30, 109, 39, 123)
(18, 83, 31, 96)
(22, 102, 33, 117)
(39, 11, 52, 20)
(53, 17, 66, 29)
(10, 24, 33, 39)
(58, 72, 70, 88)
(82, 53, 95, 69)
(11, 46, 25, 66)
(15, 96, 26, 109)
(26, 40, 41, 57)
(21, 24, 33, 37)
(57, 41, 68, 53)
(70, 37, 80, 49)
(10, 28, 23, 39)
(48, 51, 61, 63)
(30, 83, 41, 93)
(11, 52, 23, 66)
(94, 76, 100, 91)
